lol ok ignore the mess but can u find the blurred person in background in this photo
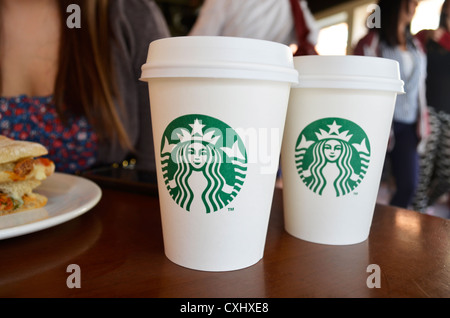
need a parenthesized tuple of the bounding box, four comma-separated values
(0, 0, 170, 174)
(188, 0, 319, 55)
(353, 0, 429, 209)
(412, 0, 450, 213)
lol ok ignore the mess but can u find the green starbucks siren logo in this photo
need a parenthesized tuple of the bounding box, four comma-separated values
(295, 117, 371, 197)
(161, 114, 247, 213)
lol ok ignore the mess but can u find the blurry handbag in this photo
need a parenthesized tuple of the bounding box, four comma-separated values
(289, 0, 318, 56)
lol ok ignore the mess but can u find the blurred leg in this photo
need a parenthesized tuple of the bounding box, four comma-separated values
(428, 111, 450, 206)
(389, 122, 419, 208)
(412, 108, 440, 212)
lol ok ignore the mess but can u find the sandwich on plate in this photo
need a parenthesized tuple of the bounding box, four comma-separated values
(0, 136, 55, 216)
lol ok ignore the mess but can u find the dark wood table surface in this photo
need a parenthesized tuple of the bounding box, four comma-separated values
(1, 181, 449, 299)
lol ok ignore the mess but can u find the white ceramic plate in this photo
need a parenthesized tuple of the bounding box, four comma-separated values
(0, 173, 102, 240)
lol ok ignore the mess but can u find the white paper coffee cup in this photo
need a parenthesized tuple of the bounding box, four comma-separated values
(141, 36, 298, 271)
(281, 55, 404, 245)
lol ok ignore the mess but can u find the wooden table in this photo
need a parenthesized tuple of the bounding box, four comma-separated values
(1, 183, 449, 300)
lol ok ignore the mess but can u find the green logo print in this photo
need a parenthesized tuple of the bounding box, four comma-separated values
(161, 114, 247, 213)
(295, 118, 370, 197)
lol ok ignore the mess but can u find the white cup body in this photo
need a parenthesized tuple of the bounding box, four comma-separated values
(141, 36, 297, 271)
(281, 55, 403, 245)
(149, 78, 290, 271)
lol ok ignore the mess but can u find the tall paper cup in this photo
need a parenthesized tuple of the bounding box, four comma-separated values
(281, 55, 404, 245)
(140, 36, 298, 271)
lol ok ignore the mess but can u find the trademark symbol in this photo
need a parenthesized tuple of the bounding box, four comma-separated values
(354, 192, 358, 195)
(228, 207, 235, 211)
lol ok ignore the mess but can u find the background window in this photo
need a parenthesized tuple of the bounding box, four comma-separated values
(314, 0, 445, 55)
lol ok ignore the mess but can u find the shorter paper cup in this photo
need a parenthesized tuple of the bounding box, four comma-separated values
(141, 36, 297, 271)
(281, 55, 404, 245)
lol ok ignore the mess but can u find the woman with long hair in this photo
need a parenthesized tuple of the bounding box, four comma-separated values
(0, 0, 170, 173)
(413, 0, 450, 213)
(353, 0, 428, 208)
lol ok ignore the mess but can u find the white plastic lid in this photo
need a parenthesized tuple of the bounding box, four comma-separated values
(293, 55, 405, 93)
(140, 36, 298, 84)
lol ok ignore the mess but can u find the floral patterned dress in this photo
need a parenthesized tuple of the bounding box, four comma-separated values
(0, 95, 98, 174)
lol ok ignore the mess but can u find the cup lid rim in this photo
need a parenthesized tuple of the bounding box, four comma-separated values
(140, 36, 298, 84)
(292, 55, 404, 93)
